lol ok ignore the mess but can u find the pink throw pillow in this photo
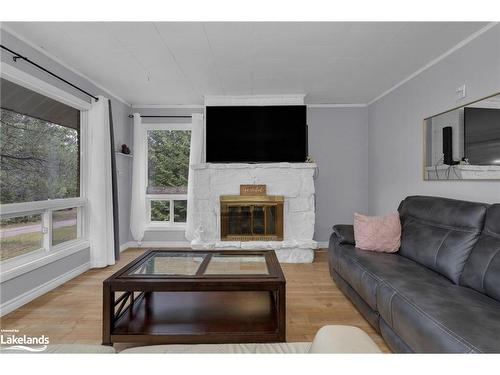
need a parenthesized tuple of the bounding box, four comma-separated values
(353, 212, 401, 253)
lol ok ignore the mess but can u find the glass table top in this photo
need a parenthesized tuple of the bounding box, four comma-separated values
(127, 252, 270, 277)
(204, 255, 268, 275)
(130, 252, 205, 276)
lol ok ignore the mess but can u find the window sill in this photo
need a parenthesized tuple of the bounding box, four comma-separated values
(145, 223, 187, 232)
(0, 239, 90, 283)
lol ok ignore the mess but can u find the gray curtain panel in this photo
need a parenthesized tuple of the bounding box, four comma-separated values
(108, 99, 120, 260)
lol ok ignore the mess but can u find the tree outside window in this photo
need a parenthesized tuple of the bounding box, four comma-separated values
(147, 128, 191, 224)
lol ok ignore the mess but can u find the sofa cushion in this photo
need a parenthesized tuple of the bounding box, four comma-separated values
(460, 204, 500, 302)
(330, 269, 381, 329)
(332, 242, 384, 310)
(331, 241, 453, 311)
(330, 240, 500, 353)
(398, 196, 487, 284)
(379, 319, 413, 353)
(376, 278, 500, 353)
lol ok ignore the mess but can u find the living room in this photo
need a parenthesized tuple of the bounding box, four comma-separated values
(1, 1, 500, 373)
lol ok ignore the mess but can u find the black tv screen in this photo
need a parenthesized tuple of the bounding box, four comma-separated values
(206, 105, 307, 163)
(464, 107, 500, 165)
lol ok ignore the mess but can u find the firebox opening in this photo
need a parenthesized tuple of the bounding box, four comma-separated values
(220, 194, 284, 241)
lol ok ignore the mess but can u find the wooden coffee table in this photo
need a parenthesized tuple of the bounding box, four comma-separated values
(102, 249, 286, 345)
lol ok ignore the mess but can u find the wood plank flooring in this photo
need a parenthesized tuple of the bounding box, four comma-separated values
(0, 249, 389, 352)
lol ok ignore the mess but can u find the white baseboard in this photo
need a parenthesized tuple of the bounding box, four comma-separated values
(120, 241, 191, 252)
(0, 262, 90, 317)
(316, 241, 329, 249)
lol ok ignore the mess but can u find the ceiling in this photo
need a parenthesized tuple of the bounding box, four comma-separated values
(3, 22, 488, 106)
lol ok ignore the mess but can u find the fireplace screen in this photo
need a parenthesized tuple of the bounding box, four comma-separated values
(220, 195, 284, 241)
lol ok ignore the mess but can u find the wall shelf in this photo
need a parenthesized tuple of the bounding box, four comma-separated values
(115, 152, 133, 159)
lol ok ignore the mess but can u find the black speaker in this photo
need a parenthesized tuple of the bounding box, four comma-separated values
(442, 126, 454, 165)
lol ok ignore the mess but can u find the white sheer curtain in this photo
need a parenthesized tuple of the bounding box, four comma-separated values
(185, 113, 204, 242)
(130, 113, 147, 243)
(88, 96, 115, 268)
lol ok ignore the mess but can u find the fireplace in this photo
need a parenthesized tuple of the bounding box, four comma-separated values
(220, 185, 284, 241)
(189, 164, 316, 263)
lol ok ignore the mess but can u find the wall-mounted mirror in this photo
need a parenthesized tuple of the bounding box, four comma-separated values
(424, 93, 500, 180)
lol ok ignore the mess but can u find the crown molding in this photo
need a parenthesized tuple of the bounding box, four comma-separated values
(204, 94, 306, 106)
(1, 24, 131, 107)
(131, 104, 204, 109)
(3, 22, 496, 110)
(131, 102, 367, 109)
(307, 103, 367, 108)
(367, 22, 499, 106)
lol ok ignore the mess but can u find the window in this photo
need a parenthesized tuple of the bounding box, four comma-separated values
(145, 124, 191, 226)
(0, 108, 80, 203)
(0, 77, 86, 263)
(52, 207, 78, 246)
(0, 214, 43, 261)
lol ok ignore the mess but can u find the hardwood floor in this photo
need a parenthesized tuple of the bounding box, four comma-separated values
(0, 249, 389, 352)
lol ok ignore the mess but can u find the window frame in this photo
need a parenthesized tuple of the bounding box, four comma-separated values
(143, 123, 191, 230)
(0, 62, 90, 282)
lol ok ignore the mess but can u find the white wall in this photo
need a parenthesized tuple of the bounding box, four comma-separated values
(308, 107, 369, 242)
(368, 24, 500, 214)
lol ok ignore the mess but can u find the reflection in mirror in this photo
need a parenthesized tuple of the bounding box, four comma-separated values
(424, 93, 500, 180)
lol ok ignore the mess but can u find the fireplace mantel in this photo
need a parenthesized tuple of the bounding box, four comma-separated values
(188, 163, 317, 263)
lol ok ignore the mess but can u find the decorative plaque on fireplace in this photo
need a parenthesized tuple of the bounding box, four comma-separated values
(240, 184, 267, 196)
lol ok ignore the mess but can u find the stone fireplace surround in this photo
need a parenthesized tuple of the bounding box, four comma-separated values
(188, 162, 317, 263)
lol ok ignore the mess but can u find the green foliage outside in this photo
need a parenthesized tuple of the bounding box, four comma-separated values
(151, 200, 170, 222)
(148, 129, 191, 222)
(0, 108, 79, 224)
(0, 108, 79, 260)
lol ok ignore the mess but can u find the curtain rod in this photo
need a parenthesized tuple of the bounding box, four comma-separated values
(1, 45, 100, 102)
(128, 115, 192, 118)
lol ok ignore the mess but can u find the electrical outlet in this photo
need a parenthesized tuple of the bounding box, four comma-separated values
(456, 84, 466, 100)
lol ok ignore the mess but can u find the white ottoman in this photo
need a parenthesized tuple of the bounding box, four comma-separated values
(119, 325, 381, 354)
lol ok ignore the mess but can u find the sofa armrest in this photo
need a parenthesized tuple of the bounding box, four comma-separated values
(332, 225, 355, 245)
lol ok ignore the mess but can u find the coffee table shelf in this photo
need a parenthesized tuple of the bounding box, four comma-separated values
(103, 250, 286, 345)
(112, 291, 278, 344)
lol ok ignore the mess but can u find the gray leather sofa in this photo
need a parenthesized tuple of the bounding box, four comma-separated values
(328, 195, 500, 353)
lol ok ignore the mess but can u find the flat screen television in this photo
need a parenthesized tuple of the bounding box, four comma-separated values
(205, 105, 307, 163)
(464, 107, 500, 165)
